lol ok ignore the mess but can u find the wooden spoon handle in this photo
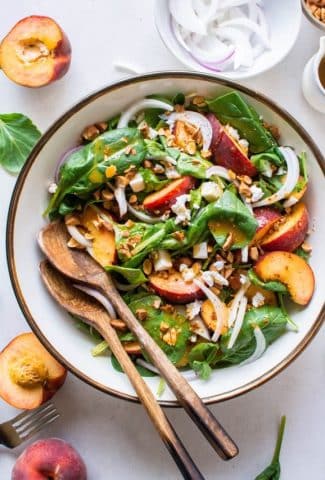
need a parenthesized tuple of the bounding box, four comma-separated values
(96, 317, 205, 480)
(101, 281, 238, 460)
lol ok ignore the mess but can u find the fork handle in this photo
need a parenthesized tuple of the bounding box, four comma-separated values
(95, 316, 204, 480)
(101, 279, 238, 461)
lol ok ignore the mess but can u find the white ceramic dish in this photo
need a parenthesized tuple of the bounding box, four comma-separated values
(154, 0, 302, 80)
(7, 73, 324, 406)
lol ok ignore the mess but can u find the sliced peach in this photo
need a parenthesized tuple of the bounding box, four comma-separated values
(149, 271, 204, 304)
(0, 333, 67, 409)
(143, 176, 196, 213)
(254, 251, 315, 305)
(261, 203, 309, 252)
(246, 284, 277, 306)
(0, 16, 71, 88)
(80, 206, 116, 267)
(207, 113, 257, 176)
(201, 300, 228, 334)
(253, 207, 282, 244)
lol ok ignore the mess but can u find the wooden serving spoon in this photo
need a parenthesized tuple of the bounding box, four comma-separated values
(38, 221, 238, 461)
(39, 260, 204, 480)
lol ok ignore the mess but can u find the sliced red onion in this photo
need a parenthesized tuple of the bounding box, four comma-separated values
(74, 284, 117, 319)
(252, 147, 300, 207)
(55, 146, 82, 182)
(227, 295, 247, 349)
(114, 186, 127, 217)
(240, 325, 266, 366)
(118, 99, 173, 129)
(206, 165, 231, 180)
(66, 225, 92, 248)
(170, 0, 207, 35)
(165, 111, 212, 151)
(127, 203, 167, 224)
(187, 34, 235, 64)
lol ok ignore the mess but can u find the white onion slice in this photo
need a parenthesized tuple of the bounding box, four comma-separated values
(74, 284, 117, 319)
(114, 186, 127, 217)
(170, 0, 207, 35)
(194, 279, 228, 343)
(240, 325, 266, 366)
(227, 295, 247, 349)
(283, 195, 299, 208)
(241, 245, 248, 263)
(66, 225, 92, 249)
(118, 99, 173, 128)
(165, 111, 212, 151)
(252, 147, 300, 207)
(136, 359, 198, 381)
(190, 315, 211, 341)
(114, 281, 142, 292)
(187, 34, 235, 64)
(127, 203, 166, 224)
(206, 165, 231, 180)
(171, 19, 191, 52)
(228, 279, 250, 328)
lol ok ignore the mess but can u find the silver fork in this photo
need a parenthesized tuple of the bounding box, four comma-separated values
(0, 402, 60, 448)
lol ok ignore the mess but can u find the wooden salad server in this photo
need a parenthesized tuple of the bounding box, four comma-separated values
(38, 221, 239, 461)
(39, 260, 204, 480)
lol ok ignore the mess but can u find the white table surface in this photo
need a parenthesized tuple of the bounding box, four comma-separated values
(0, 2, 324, 479)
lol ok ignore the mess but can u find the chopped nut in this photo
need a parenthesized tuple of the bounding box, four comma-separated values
(105, 165, 117, 178)
(103, 201, 113, 210)
(116, 175, 129, 187)
(301, 242, 312, 253)
(67, 237, 85, 249)
(224, 267, 234, 279)
(222, 232, 234, 251)
(192, 261, 202, 275)
(135, 309, 148, 321)
(178, 256, 193, 267)
(82, 124, 100, 141)
(64, 214, 81, 226)
(249, 246, 259, 261)
(125, 220, 135, 228)
(101, 190, 114, 201)
(172, 231, 185, 241)
(143, 259, 153, 275)
(211, 286, 221, 296)
(201, 149, 212, 159)
(153, 164, 165, 174)
(162, 327, 178, 346)
(226, 251, 234, 263)
(228, 169, 237, 181)
(96, 121, 108, 132)
(185, 140, 197, 155)
(192, 95, 206, 107)
(237, 175, 253, 185)
(129, 194, 138, 204)
(159, 321, 170, 333)
(239, 182, 252, 198)
(144, 159, 153, 169)
(161, 304, 175, 313)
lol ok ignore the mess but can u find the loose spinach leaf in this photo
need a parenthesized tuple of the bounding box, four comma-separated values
(91, 340, 110, 357)
(105, 265, 147, 284)
(191, 361, 212, 380)
(177, 152, 214, 179)
(250, 148, 284, 177)
(46, 128, 146, 217)
(255, 416, 286, 480)
(217, 306, 288, 366)
(138, 167, 169, 192)
(0, 113, 41, 174)
(111, 355, 157, 377)
(189, 342, 219, 379)
(248, 270, 288, 293)
(293, 246, 310, 262)
(190, 187, 202, 211)
(207, 92, 276, 153)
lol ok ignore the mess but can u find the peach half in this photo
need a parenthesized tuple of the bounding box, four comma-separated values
(0, 16, 71, 87)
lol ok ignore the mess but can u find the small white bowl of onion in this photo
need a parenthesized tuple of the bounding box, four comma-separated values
(155, 0, 302, 79)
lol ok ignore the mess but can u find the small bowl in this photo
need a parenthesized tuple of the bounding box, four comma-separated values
(302, 0, 325, 31)
(154, 0, 302, 79)
(7, 72, 325, 406)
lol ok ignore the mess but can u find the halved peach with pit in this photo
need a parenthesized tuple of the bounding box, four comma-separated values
(0, 333, 67, 409)
(0, 16, 71, 87)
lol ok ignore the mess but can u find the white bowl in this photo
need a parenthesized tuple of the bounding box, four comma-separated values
(7, 72, 324, 406)
(154, 0, 302, 80)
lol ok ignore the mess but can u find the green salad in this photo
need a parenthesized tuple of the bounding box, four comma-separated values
(46, 90, 314, 380)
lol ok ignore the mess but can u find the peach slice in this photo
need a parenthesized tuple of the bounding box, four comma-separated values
(261, 203, 309, 252)
(253, 207, 282, 244)
(254, 251, 315, 305)
(80, 206, 116, 267)
(207, 113, 257, 176)
(0, 16, 71, 88)
(143, 176, 195, 213)
(149, 271, 204, 304)
(0, 333, 67, 409)
(201, 300, 228, 334)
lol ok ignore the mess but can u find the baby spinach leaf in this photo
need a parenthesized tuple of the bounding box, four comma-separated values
(191, 361, 211, 380)
(105, 265, 147, 284)
(293, 246, 310, 262)
(207, 91, 276, 153)
(0, 113, 41, 174)
(111, 355, 157, 377)
(217, 306, 288, 366)
(176, 153, 214, 179)
(255, 416, 286, 480)
(157, 378, 166, 397)
(138, 167, 169, 192)
(189, 342, 219, 379)
(248, 270, 287, 293)
(91, 340, 110, 357)
(250, 148, 284, 176)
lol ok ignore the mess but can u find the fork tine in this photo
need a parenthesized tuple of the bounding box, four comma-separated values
(11, 402, 54, 426)
(15, 403, 57, 431)
(20, 413, 60, 442)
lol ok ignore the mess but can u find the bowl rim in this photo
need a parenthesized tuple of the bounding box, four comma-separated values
(154, 0, 302, 80)
(6, 71, 325, 407)
(301, 0, 325, 31)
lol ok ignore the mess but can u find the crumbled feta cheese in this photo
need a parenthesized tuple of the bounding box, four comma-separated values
(171, 194, 191, 224)
(201, 270, 228, 287)
(240, 274, 248, 285)
(190, 316, 211, 340)
(186, 300, 202, 320)
(48, 182, 58, 194)
(193, 242, 208, 259)
(153, 250, 172, 272)
(148, 127, 158, 139)
(190, 334, 198, 343)
(225, 125, 240, 141)
(165, 167, 181, 179)
(212, 260, 225, 271)
(239, 138, 249, 149)
(277, 166, 286, 176)
(129, 173, 145, 192)
(241, 245, 248, 263)
(201, 182, 222, 202)
(250, 184, 264, 202)
(179, 264, 196, 282)
(252, 292, 265, 308)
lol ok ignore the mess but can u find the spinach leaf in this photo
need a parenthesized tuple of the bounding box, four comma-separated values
(127, 295, 191, 364)
(190, 188, 202, 211)
(105, 265, 147, 284)
(0, 113, 41, 174)
(111, 355, 157, 377)
(189, 342, 219, 380)
(248, 270, 287, 293)
(138, 167, 169, 192)
(207, 91, 276, 153)
(176, 153, 214, 179)
(255, 416, 286, 480)
(91, 340, 110, 357)
(250, 148, 284, 176)
(299, 151, 308, 183)
(46, 128, 146, 217)
(187, 190, 257, 247)
(217, 306, 288, 366)
(157, 378, 166, 397)
(293, 246, 310, 262)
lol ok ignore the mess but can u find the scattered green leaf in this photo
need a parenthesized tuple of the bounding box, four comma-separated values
(255, 416, 286, 480)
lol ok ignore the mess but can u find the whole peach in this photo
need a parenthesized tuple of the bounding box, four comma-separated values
(12, 438, 87, 480)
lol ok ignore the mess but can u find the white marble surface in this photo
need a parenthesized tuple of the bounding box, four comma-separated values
(0, 2, 324, 479)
